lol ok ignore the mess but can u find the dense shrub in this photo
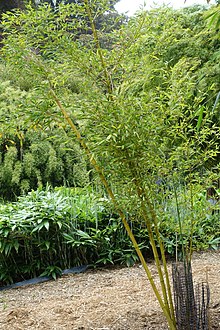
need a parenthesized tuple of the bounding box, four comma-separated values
(0, 186, 219, 286)
(0, 186, 143, 285)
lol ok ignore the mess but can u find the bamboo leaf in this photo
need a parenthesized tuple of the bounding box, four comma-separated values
(43, 221, 50, 231)
(196, 106, 204, 132)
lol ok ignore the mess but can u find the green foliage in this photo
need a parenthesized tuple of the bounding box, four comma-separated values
(0, 0, 219, 263)
(205, 4, 220, 30)
(0, 186, 144, 285)
(0, 3, 219, 327)
(0, 76, 89, 200)
(40, 265, 62, 280)
(157, 185, 220, 256)
(0, 129, 89, 200)
(0, 186, 219, 286)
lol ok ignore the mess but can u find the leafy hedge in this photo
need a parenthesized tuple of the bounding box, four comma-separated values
(0, 187, 145, 285)
(0, 186, 219, 286)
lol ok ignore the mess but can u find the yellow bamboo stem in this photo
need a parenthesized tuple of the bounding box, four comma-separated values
(126, 160, 175, 321)
(133, 171, 175, 321)
(146, 197, 176, 321)
(128, 171, 174, 321)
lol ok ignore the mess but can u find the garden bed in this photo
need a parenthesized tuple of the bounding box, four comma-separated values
(0, 251, 220, 330)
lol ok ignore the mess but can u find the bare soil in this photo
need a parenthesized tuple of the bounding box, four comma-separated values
(0, 251, 220, 330)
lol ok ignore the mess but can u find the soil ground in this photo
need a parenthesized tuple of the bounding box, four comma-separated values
(0, 251, 220, 329)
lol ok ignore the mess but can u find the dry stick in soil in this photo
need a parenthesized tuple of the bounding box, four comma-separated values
(49, 88, 176, 330)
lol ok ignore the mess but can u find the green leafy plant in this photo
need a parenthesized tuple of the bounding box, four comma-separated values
(1, 2, 219, 328)
(0, 186, 149, 285)
(40, 265, 62, 280)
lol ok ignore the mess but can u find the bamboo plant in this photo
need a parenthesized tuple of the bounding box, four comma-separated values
(1, 1, 219, 328)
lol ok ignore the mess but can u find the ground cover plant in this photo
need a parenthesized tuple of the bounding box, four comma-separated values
(0, 1, 219, 328)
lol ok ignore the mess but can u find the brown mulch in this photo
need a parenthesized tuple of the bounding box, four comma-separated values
(0, 251, 220, 329)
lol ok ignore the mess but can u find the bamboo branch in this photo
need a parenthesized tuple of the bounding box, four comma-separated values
(84, 0, 113, 95)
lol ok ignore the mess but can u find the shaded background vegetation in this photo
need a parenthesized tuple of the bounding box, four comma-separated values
(0, 2, 219, 201)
